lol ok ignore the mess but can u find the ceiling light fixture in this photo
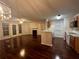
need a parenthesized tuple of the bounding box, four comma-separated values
(0, 6, 3, 14)
(20, 21, 23, 24)
(0, 6, 2, 11)
(56, 14, 62, 20)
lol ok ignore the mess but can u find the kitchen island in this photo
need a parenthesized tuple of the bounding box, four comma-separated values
(41, 31, 52, 46)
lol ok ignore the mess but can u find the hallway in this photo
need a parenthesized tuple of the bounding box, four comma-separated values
(0, 35, 79, 59)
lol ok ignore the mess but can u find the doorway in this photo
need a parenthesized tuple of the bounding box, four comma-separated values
(50, 19, 66, 38)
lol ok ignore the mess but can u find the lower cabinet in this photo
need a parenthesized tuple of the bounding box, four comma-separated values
(70, 36, 75, 49)
(70, 36, 79, 53)
(75, 37, 79, 53)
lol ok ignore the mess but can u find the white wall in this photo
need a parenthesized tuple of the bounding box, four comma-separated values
(0, 20, 45, 40)
(26, 21, 45, 35)
(48, 19, 69, 38)
(0, 21, 24, 39)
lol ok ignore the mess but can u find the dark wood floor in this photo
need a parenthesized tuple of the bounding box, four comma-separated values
(0, 35, 79, 59)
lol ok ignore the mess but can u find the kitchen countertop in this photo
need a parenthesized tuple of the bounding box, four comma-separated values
(67, 31, 79, 37)
(69, 34, 79, 37)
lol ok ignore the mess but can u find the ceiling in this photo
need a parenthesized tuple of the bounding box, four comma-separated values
(0, 0, 79, 21)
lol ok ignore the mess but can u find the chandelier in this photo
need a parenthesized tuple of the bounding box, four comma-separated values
(0, 1, 11, 22)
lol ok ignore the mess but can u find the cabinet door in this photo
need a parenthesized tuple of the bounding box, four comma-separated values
(70, 36, 75, 49)
(77, 16, 79, 27)
(75, 37, 79, 53)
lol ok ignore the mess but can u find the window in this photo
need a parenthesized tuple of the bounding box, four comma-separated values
(12, 25, 16, 35)
(2, 23, 9, 36)
(18, 24, 22, 33)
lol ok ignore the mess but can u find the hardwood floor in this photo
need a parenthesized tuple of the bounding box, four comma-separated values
(0, 35, 79, 59)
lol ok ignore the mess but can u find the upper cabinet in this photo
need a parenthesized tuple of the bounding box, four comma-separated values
(70, 14, 79, 29)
